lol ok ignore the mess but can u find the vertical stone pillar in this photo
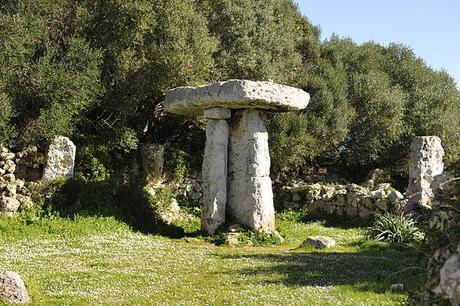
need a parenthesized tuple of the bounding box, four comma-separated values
(406, 136, 444, 208)
(201, 108, 231, 234)
(227, 109, 275, 233)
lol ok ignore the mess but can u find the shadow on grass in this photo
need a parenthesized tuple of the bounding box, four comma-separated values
(216, 246, 422, 294)
(299, 212, 374, 229)
(36, 178, 201, 239)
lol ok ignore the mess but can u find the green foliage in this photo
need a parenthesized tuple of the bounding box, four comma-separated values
(207, 228, 285, 246)
(198, 0, 310, 86)
(75, 143, 112, 183)
(0, 1, 103, 146)
(272, 36, 460, 181)
(143, 185, 174, 221)
(0, 91, 16, 146)
(366, 213, 424, 245)
(164, 149, 191, 181)
(83, 0, 216, 145)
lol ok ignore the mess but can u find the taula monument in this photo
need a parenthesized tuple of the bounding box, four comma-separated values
(165, 80, 310, 234)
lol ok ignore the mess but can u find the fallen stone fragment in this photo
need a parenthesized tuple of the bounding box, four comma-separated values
(390, 283, 404, 291)
(0, 196, 21, 216)
(0, 270, 30, 305)
(302, 236, 336, 249)
(388, 190, 404, 205)
(228, 223, 242, 233)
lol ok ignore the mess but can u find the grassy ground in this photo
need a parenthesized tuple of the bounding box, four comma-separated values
(0, 211, 422, 305)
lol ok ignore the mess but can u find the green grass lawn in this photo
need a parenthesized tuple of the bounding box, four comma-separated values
(0, 211, 422, 305)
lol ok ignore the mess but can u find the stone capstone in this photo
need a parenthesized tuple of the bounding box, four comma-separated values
(406, 136, 444, 209)
(302, 236, 336, 249)
(0, 270, 30, 305)
(227, 109, 275, 233)
(165, 79, 310, 116)
(42, 136, 76, 180)
(201, 116, 229, 234)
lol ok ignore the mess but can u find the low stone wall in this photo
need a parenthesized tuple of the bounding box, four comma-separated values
(276, 183, 405, 218)
(0, 147, 35, 216)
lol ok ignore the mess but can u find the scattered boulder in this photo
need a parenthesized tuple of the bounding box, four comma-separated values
(42, 136, 76, 180)
(225, 233, 241, 246)
(302, 236, 336, 249)
(0, 270, 30, 305)
(0, 196, 20, 216)
(228, 223, 242, 233)
(390, 283, 404, 291)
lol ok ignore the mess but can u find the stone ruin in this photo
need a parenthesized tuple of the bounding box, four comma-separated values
(165, 79, 310, 234)
(405, 136, 445, 210)
(0, 136, 76, 216)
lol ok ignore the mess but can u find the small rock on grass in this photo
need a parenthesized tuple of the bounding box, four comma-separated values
(302, 236, 336, 249)
(0, 270, 30, 305)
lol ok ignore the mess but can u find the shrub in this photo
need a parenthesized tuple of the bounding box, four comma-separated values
(0, 2, 103, 146)
(366, 213, 424, 245)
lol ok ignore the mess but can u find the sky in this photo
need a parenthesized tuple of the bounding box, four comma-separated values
(295, 0, 460, 87)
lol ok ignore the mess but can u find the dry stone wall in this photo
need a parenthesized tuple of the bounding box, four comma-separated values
(0, 147, 34, 216)
(277, 183, 404, 218)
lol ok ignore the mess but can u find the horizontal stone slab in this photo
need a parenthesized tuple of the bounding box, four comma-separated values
(164, 79, 310, 116)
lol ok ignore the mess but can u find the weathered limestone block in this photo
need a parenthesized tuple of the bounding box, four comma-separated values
(0, 195, 20, 216)
(0, 271, 30, 304)
(227, 109, 275, 233)
(42, 136, 76, 180)
(302, 236, 336, 249)
(406, 136, 444, 208)
(436, 244, 460, 305)
(201, 108, 230, 234)
(165, 79, 310, 116)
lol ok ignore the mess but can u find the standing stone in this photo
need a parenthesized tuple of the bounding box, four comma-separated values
(227, 109, 275, 233)
(164, 80, 310, 235)
(42, 136, 76, 181)
(201, 108, 230, 234)
(0, 271, 30, 304)
(140, 144, 164, 186)
(406, 136, 444, 209)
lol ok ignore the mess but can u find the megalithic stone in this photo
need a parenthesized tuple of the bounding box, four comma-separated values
(406, 136, 444, 208)
(201, 108, 231, 234)
(227, 109, 275, 233)
(164, 80, 310, 234)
